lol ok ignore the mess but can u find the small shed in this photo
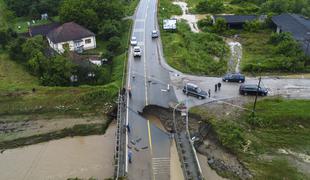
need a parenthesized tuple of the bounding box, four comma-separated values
(213, 15, 257, 28)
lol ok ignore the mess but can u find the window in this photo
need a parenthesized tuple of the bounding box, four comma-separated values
(85, 39, 92, 44)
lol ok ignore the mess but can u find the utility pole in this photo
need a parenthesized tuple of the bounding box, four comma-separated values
(252, 76, 261, 117)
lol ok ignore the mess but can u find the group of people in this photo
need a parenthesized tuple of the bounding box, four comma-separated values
(207, 82, 222, 98)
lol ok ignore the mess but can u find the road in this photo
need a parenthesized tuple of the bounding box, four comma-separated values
(126, 0, 177, 179)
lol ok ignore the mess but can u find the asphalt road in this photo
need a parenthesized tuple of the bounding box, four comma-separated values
(126, 0, 177, 179)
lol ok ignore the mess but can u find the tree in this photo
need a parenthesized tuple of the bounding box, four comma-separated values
(98, 20, 121, 39)
(8, 37, 27, 62)
(40, 56, 75, 86)
(22, 35, 46, 60)
(59, 0, 99, 32)
(0, 28, 16, 49)
(27, 51, 48, 76)
(213, 18, 227, 33)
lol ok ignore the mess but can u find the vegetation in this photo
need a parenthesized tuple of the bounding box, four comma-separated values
(0, 0, 135, 147)
(187, 0, 310, 16)
(191, 98, 310, 179)
(159, 0, 229, 75)
(240, 31, 310, 73)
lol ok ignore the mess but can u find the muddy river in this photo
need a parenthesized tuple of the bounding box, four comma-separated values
(0, 123, 116, 180)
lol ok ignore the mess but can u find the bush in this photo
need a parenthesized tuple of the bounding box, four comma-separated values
(244, 20, 262, 32)
(196, 0, 224, 13)
(197, 15, 213, 32)
(213, 17, 227, 33)
(269, 32, 292, 45)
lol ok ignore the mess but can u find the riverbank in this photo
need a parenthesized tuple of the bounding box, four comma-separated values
(190, 98, 310, 179)
(0, 122, 116, 180)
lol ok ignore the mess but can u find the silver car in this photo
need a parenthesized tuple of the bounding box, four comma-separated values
(151, 30, 158, 38)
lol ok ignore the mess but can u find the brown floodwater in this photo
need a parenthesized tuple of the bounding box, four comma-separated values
(0, 123, 116, 180)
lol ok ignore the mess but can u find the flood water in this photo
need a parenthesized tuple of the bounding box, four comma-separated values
(0, 123, 116, 180)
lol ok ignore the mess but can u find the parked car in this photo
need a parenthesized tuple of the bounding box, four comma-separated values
(133, 46, 142, 57)
(239, 84, 268, 96)
(130, 36, 137, 46)
(151, 30, 158, 38)
(222, 73, 245, 83)
(182, 83, 208, 99)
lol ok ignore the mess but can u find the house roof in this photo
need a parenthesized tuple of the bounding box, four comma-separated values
(29, 22, 61, 37)
(47, 22, 95, 43)
(272, 13, 310, 41)
(214, 15, 257, 24)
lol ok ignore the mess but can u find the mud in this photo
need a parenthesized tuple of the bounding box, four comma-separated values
(0, 122, 116, 180)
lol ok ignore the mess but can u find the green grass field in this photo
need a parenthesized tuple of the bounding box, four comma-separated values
(159, 0, 229, 76)
(191, 98, 310, 179)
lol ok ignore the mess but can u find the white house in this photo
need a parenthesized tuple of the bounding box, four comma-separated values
(46, 22, 96, 54)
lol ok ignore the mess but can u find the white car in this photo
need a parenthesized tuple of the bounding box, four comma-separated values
(130, 36, 137, 46)
(133, 46, 142, 57)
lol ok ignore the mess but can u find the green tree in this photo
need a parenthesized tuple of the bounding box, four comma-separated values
(22, 35, 46, 60)
(59, 0, 99, 32)
(27, 52, 48, 76)
(213, 18, 227, 33)
(40, 56, 75, 86)
(8, 37, 27, 62)
(98, 20, 121, 39)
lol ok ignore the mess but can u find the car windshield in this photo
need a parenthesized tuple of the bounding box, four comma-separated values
(196, 88, 202, 93)
(131, 37, 136, 41)
(134, 48, 140, 52)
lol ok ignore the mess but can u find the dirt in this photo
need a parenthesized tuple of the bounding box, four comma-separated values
(196, 132, 252, 180)
(0, 116, 106, 143)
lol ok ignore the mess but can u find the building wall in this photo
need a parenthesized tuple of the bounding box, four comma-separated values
(47, 36, 96, 53)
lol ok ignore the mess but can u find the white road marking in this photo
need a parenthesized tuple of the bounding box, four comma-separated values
(134, 29, 145, 32)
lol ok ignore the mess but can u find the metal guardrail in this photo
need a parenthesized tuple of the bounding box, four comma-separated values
(114, 91, 127, 179)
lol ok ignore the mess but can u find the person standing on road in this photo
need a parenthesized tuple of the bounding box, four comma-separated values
(128, 150, 132, 164)
(128, 86, 132, 99)
(208, 89, 211, 98)
(218, 82, 222, 91)
(127, 124, 131, 134)
(215, 84, 218, 92)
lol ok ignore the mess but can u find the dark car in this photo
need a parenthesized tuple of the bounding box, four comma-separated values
(182, 83, 208, 99)
(239, 84, 268, 96)
(222, 73, 245, 83)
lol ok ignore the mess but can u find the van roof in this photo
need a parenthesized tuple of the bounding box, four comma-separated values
(185, 83, 198, 88)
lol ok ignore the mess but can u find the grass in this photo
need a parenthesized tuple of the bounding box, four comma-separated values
(237, 29, 277, 74)
(159, 0, 229, 76)
(13, 17, 53, 33)
(186, 0, 260, 14)
(0, 0, 9, 28)
(191, 98, 310, 179)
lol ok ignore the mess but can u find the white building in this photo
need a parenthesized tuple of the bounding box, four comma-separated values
(46, 22, 96, 54)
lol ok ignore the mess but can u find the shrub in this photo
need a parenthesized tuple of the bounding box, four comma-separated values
(244, 20, 262, 32)
(213, 17, 227, 33)
(196, 0, 224, 13)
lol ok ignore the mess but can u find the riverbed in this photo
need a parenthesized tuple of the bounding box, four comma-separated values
(0, 122, 116, 180)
